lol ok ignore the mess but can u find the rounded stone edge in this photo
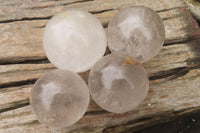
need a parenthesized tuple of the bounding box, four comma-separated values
(30, 69, 90, 128)
(107, 6, 165, 63)
(43, 8, 107, 73)
(88, 53, 149, 114)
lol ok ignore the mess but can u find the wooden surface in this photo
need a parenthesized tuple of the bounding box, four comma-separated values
(0, 0, 200, 132)
(135, 111, 200, 133)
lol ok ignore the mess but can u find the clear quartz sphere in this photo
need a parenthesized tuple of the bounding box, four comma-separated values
(88, 53, 149, 114)
(30, 69, 89, 128)
(108, 6, 165, 63)
(43, 8, 107, 73)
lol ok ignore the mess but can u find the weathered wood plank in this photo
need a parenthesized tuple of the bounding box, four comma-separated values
(0, 0, 185, 22)
(184, 0, 200, 21)
(0, 63, 54, 87)
(1, 39, 200, 90)
(1, 38, 200, 132)
(1, 67, 200, 133)
(144, 39, 200, 75)
(0, 85, 31, 113)
(0, 20, 47, 64)
(0, 0, 199, 64)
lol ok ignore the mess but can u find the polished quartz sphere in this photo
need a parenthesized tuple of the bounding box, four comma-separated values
(88, 53, 149, 113)
(43, 8, 107, 73)
(30, 69, 89, 128)
(108, 6, 165, 63)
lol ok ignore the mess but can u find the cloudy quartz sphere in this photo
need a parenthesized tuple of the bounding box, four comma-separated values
(88, 53, 149, 113)
(108, 6, 165, 63)
(43, 8, 107, 73)
(30, 69, 89, 128)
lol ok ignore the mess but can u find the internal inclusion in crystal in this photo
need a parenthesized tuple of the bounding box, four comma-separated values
(30, 69, 90, 128)
(43, 8, 107, 73)
(88, 53, 149, 114)
(108, 6, 165, 63)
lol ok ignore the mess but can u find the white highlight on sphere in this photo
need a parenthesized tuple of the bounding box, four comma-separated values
(43, 8, 107, 72)
(108, 6, 165, 63)
(30, 69, 90, 128)
(88, 53, 149, 114)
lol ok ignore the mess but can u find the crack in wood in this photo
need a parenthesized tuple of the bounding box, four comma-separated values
(85, 109, 109, 115)
(0, 58, 49, 65)
(162, 15, 181, 21)
(34, 25, 46, 28)
(0, 85, 32, 93)
(156, 7, 183, 13)
(0, 34, 197, 66)
(102, 111, 173, 133)
(90, 9, 114, 14)
(0, 99, 29, 113)
(0, 16, 52, 24)
(164, 39, 193, 46)
(1, 65, 200, 114)
(0, 64, 197, 90)
(102, 107, 200, 133)
(0, 101, 108, 116)
(164, 34, 200, 46)
(0, 79, 37, 89)
(0, 3, 183, 24)
(29, 0, 94, 10)
(149, 67, 188, 80)
(149, 63, 200, 81)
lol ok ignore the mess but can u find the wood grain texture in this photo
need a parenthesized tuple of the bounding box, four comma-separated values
(0, 0, 200, 64)
(0, 0, 200, 133)
(184, 0, 200, 21)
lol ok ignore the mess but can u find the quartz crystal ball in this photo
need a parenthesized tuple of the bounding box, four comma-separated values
(30, 69, 90, 128)
(88, 53, 149, 113)
(108, 6, 165, 63)
(43, 8, 107, 73)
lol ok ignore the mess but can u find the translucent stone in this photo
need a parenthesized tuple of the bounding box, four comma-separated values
(30, 69, 89, 128)
(108, 6, 165, 63)
(43, 8, 107, 73)
(88, 53, 149, 113)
